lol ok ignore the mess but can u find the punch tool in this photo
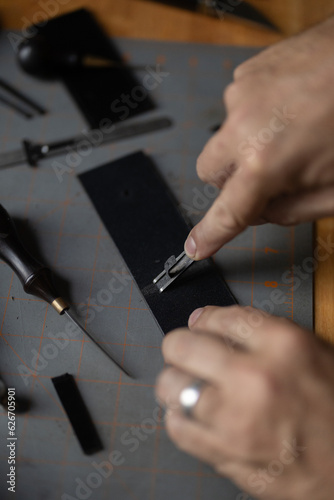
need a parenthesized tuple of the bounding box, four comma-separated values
(0, 204, 131, 377)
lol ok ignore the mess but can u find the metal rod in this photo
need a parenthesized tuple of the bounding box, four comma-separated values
(0, 116, 172, 170)
(0, 94, 34, 119)
(0, 78, 47, 115)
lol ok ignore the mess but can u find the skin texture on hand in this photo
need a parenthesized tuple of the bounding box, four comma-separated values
(185, 15, 334, 260)
(156, 306, 334, 500)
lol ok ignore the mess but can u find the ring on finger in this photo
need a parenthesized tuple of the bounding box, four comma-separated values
(179, 379, 205, 419)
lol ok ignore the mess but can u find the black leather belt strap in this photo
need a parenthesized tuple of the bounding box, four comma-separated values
(79, 151, 236, 334)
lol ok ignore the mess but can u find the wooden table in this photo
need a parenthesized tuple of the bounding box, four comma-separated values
(1, 0, 334, 341)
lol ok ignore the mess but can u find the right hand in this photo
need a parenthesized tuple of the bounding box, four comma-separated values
(185, 16, 334, 261)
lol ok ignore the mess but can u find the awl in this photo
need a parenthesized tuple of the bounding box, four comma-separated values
(0, 204, 131, 377)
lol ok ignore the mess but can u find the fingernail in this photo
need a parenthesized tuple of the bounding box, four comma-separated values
(185, 236, 197, 259)
(188, 308, 204, 327)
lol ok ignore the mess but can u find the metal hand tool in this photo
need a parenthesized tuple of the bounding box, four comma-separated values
(145, 0, 278, 31)
(0, 77, 47, 118)
(0, 94, 34, 119)
(18, 36, 149, 79)
(153, 251, 194, 292)
(0, 204, 131, 377)
(0, 116, 172, 170)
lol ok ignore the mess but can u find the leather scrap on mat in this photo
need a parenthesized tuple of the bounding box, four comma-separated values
(34, 9, 155, 128)
(52, 373, 103, 455)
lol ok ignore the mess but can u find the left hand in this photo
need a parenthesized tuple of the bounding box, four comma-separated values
(155, 305, 334, 500)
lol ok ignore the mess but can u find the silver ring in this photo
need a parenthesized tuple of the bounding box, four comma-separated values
(179, 380, 204, 418)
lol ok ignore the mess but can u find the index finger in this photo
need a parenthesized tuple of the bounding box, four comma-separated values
(185, 157, 272, 260)
(162, 328, 244, 386)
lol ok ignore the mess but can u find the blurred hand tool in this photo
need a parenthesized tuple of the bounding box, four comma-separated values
(0, 204, 131, 377)
(18, 36, 148, 79)
(0, 77, 47, 118)
(145, 0, 277, 30)
(0, 116, 172, 170)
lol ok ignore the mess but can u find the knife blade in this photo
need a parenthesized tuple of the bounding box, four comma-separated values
(145, 0, 278, 31)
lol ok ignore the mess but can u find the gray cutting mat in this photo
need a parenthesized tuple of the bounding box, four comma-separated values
(0, 32, 313, 500)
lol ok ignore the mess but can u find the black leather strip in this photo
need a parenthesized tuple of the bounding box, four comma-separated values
(35, 9, 154, 128)
(52, 373, 103, 455)
(79, 151, 236, 334)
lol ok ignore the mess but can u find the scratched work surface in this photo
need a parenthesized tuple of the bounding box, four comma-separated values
(0, 32, 312, 500)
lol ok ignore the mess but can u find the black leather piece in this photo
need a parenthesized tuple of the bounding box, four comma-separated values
(79, 151, 236, 334)
(35, 9, 155, 128)
(52, 373, 103, 455)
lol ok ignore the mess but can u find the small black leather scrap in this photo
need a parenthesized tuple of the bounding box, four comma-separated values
(52, 373, 103, 455)
(34, 9, 155, 128)
(79, 151, 236, 334)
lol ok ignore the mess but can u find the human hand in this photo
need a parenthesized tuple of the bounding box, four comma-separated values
(185, 16, 334, 260)
(156, 306, 334, 500)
